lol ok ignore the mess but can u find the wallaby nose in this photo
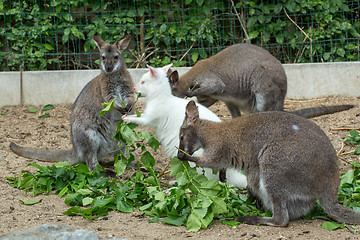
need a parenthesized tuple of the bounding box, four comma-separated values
(106, 66, 113, 72)
(177, 150, 185, 160)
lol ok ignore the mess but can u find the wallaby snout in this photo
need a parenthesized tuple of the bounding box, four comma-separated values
(105, 65, 113, 73)
(177, 150, 185, 160)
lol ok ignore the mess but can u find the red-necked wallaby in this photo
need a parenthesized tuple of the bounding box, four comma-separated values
(169, 44, 353, 118)
(177, 100, 360, 227)
(10, 35, 135, 171)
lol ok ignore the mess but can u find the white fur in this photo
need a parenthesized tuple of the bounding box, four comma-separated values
(123, 64, 247, 188)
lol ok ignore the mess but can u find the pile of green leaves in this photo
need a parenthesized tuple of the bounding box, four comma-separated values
(7, 100, 264, 232)
(6, 102, 360, 232)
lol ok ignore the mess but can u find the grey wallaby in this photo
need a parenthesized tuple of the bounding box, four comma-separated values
(10, 35, 135, 171)
(177, 100, 360, 226)
(169, 43, 353, 118)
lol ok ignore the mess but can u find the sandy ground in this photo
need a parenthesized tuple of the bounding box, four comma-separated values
(0, 96, 360, 240)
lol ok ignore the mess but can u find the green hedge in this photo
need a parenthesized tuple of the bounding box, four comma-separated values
(0, 0, 359, 71)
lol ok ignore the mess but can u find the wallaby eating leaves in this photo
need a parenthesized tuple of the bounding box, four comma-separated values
(10, 35, 135, 171)
(122, 64, 247, 188)
(178, 100, 360, 226)
(169, 43, 353, 118)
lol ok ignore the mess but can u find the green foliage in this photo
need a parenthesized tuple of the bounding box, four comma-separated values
(236, 1, 360, 63)
(345, 129, 360, 155)
(1, 1, 359, 71)
(6, 106, 360, 232)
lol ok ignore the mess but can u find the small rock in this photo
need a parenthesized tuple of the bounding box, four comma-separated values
(0, 224, 130, 240)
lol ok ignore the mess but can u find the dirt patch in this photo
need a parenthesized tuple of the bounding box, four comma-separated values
(0, 96, 359, 239)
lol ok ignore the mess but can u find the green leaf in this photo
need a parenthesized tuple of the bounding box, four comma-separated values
(321, 221, 345, 230)
(58, 186, 68, 198)
(28, 108, 38, 113)
(42, 104, 54, 111)
(349, 129, 359, 138)
(222, 220, 240, 227)
(19, 199, 42, 205)
(196, 0, 204, 6)
(176, 171, 189, 186)
(38, 114, 50, 118)
(186, 211, 202, 232)
(63, 206, 86, 216)
(114, 157, 127, 176)
(141, 151, 155, 168)
(116, 200, 133, 213)
(170, 157, 184, 177)
(210, 196, 227, 214)
(159, 24, 167, 33)
(100, 99, 116, 116)
(336, 48, 345, 57)
(148, 136, 160, 151)
(341, 169, 354, 186)
(54, 161, 73, 168)
(192, 51, 199, 63)
(82, 197, 94, 206)
(121, 124, 137, 145)
(162, 215, 187, 226)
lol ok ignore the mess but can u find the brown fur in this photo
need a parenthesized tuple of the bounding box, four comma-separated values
(169, 43, 353, 118)
(177, 100, 360, 226)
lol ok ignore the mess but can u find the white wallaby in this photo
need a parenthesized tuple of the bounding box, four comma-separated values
(122, 64, 247, 189)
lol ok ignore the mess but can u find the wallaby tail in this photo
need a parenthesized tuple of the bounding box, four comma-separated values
(10, 142, 79, 164)
(289, 105, 354, 118)
(320, 193, 360, 225)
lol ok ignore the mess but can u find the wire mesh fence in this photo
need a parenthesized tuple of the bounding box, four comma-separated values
(0, 0, 359, 71)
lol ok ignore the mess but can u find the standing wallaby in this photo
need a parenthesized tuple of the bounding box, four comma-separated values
(122, 64, 247, 189)
(10, 35, 135, 171)
(169, 43, 353, 118)
(177, 100, 360, 226)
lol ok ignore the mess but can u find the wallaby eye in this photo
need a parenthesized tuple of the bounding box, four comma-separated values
(180, 135, 184, 141)
(101, 56, 105, 61)
(140, 81, 145, 85)
(114, 55, 119, 60)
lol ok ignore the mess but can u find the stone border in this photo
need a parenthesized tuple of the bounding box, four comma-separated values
(1, 62, 359, 107)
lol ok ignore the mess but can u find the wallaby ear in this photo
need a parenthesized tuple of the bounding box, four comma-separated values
(185, 100, 199, 125)
(169, 70, 179, 87)
(161, 63, 173, 75)
(92, 35, 106, 50)
(146, 64, 157, 79)
(115, 35, 131, 50)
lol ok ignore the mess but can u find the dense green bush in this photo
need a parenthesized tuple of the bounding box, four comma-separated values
(0, 0, 359, 71)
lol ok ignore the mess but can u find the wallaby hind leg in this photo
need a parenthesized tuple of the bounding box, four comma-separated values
(237, 195, 289, 227)
(254, 92, 284, 112)
(72, 129, 100, 171)
(224, 102, 241, 118)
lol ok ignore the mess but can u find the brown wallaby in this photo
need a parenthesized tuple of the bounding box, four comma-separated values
(169, 43, 353, 118)
(10, 35, 135, 171)
(177, 100, 360, 227)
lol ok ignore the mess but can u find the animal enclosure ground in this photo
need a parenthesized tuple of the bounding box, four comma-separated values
(0, 96, 359, 240)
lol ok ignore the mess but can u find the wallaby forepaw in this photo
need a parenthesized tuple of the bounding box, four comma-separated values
(122, 115, 130, 123)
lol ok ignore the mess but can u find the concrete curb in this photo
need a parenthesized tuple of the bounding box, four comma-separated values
(0, 63, 359, 107)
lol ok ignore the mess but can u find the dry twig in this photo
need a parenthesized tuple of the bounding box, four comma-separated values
(230, 0, 249, 42)
(331, 127, 360, 131)
(284, 9, 313, 62)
